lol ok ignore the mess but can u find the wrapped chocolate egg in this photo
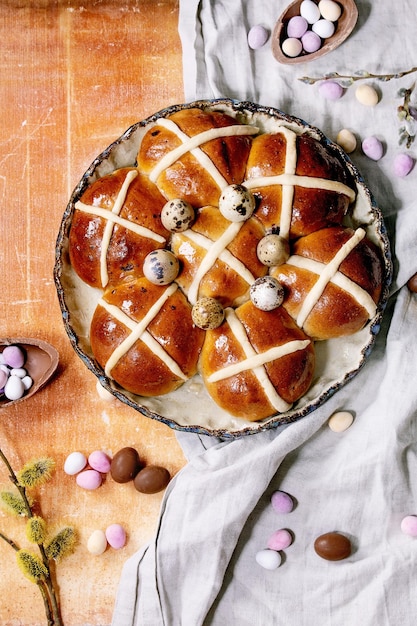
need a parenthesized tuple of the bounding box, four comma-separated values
(143, 249, 180, 285)
(192, 297, 224, 330)
(250, 276, 284, 311)
(161, 198, 195, 232)
(219, 184, 256, 222)
(257, 234, 290, 266)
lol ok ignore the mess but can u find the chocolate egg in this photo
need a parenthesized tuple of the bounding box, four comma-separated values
(407, 273, 417, 293)
(110, 447, 142, 483)
(314, 532, 352, 560)
(133, 465, 170, 494)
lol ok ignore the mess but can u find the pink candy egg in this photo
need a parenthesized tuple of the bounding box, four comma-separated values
(393, 153, 414, 177)
(76, 469, 102, 490)
(267, 528, 293, 551)
(401, 515, 417, 537)
(105, 523, 127, 549)
(362, 136, 384, 161)
(88, 450, 112, 473)
(301, 30, 321, 53)
(2, 345, 25, 369)
(271, 490, 294, 514)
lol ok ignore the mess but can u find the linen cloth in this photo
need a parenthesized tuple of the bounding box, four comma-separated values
(112, 2, 417, 624)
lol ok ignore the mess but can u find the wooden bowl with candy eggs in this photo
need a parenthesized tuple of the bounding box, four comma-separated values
(272, 0, 358, 64)
(0, 338, 59, 407)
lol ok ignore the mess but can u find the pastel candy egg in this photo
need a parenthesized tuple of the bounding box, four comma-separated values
(250, 276, 284, 311)
(87, 529, 107, 555)
(267, 529, 293, 551)
(301, 30, 322, 53)
(76, 469, 102, 490)
(287, 15, 308, 38)
(105, 523, 127, 549)
(312, 18, 335, 39)
(300, 0, 321, 24)
(88, 450, 112, 474)
(328, 410, 354, 432)
(336, 129, 357, 153)
(314, 532, 352, 560)
(257, 234, 290, 266)
(191, 297, 224, 330)
(400, 515, 417, 537)
(362, 136, 383, 161)
(318, 0, 342, 21)
(281, 37, 303, 58)
(248, 25, 269, 49)
(2, 345, 25, 369)
(4, 375, 25, 400)
(143, 249, 179, 285)
(0, 369, 8, 389)
(161, 198, 195, 232)
(319, 80, 344, 100)
(393, 153, 414, 177)
(22, 375, 33, 391)
(271, 490, 294, 514)
(355, 84, 379, 106)
(64, 451, 87, 475)
(256, 549, 282, 570)
(219, 184, 255, 222)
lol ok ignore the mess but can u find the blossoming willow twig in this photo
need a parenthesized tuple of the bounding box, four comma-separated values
(298, 66, 417, 86)
(0, 448, 77, 626)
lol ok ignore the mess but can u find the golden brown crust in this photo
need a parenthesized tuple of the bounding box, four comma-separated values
(171, 206, 267, 307)
(137, 108, 253, 207)
(69, 168, 169, 288)
(246, 133, 353, 238)
(271, 226, 384, 340)
(199, 301, 315, 421)
(90, 277, 205, 396)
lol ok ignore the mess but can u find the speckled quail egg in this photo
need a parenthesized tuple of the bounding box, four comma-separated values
(161, 198, 195, 232)
(191, 297, 224, 330)
(257, 234, 290, 267)
(250, 276, 285, 311)
(143, 249, 180, 285)
(219, 184, 256, 222)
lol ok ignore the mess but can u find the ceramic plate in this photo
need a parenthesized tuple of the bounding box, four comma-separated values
(54, 99, 392, 438)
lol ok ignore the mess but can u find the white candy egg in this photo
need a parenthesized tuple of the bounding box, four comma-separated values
(143, 249, 180, 285)
(161, 198, 195, 232)
(300, 0, 321, 24)
(64, 451, 87, 476)
(318, 0, 342, 22)
(219, 184, 255, 222)
(281, 37, 303, 58)
(312, 18, 335, 39)
(256, 549, 282, 570)
(4, 375, 25, 400)
(257, 234, 290, 266)
(87, 529, 108, 555)
(250, 276, 284, 311)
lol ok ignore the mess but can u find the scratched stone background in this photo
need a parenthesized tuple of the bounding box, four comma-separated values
(0, 2, 185, 624)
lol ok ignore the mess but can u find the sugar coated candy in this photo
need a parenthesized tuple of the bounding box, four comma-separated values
(271, 490, 294, 514)
(256, 549, 282, 570)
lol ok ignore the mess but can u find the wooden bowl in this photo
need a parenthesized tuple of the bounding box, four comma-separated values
(0, 338, 59, 407)
(272, 0, 358, 64)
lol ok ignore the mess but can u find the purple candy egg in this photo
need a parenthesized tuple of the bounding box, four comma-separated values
(2, 345, 25, 369)
(301, 30, 321, 53)
(318, 80, 344, 100)
(248, 25, 269, 49)
(362, 136, 384, 161)
(271, 490, 294, 514)
(393, 153, 414, 177)
(287, 15, 308, 38)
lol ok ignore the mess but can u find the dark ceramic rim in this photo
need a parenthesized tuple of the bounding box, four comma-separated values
(54, 98, 393, 439)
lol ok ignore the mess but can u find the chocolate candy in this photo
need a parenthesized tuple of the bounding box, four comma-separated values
(314, 532, 351, 560)
(110, 447, 141, 483)
(133, 465, 170, 494)
(407, 273, 417, 292)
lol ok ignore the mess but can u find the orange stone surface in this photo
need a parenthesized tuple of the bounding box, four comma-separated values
(0, 1, 186, 623)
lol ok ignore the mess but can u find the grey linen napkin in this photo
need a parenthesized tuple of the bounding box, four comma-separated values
(112, 2, 417, 624)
